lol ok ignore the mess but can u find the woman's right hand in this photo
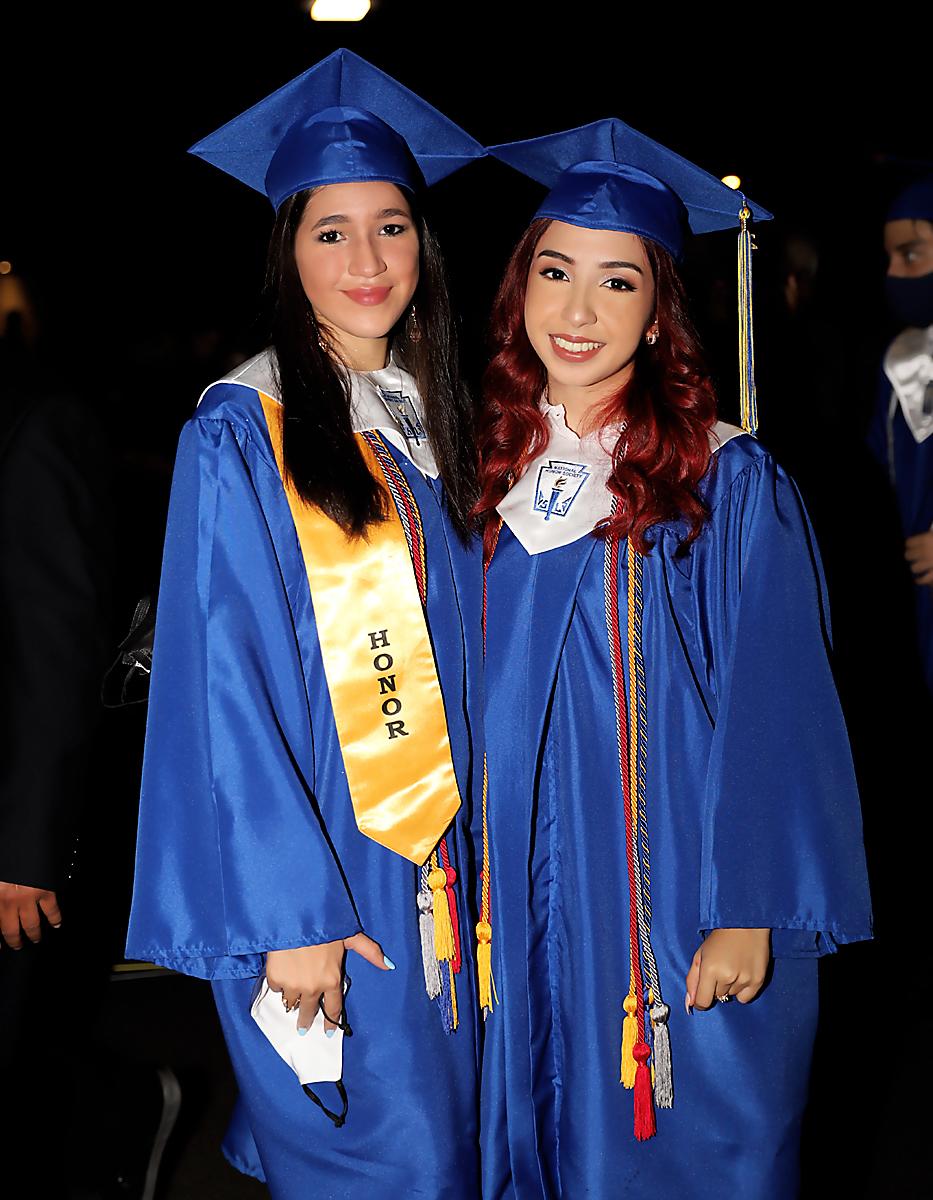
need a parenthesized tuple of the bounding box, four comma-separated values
(266, 933, 392, 1033)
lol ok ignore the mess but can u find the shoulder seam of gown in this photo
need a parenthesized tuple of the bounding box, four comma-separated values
(189, 409, 280, 476)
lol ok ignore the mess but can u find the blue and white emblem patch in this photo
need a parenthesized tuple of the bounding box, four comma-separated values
(532, 459, 591, 521)
(378, 388, 427, 446)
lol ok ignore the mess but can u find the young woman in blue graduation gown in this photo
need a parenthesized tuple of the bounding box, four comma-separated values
(473, 128, 873, 1199)
(126, 52, 486, 1200)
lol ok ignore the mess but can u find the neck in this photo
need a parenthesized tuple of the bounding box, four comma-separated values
(327, 329, 391, 373)
(547, 362, 634, 436)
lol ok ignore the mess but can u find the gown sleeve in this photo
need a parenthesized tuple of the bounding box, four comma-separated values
(695, 450, 873, 957)
(125, 415, 361, 979)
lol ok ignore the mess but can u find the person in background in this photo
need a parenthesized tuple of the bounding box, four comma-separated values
(869, 175, 933, 694)
(0, 341, 114, 1193)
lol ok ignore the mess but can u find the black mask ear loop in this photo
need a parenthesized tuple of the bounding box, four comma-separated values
(302, 1079, 349, 1128)
(301, 973, 353, 1127)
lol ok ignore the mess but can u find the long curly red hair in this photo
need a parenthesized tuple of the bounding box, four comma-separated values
(475, 219, 719, 556)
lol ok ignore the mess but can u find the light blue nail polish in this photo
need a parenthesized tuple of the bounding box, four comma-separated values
(383, 955, 396, 970)
(325, 1028, 337, 1039)
(297, 1027, 309, 1037)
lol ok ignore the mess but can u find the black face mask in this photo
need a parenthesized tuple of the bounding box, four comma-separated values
(885, 272, 933, 330)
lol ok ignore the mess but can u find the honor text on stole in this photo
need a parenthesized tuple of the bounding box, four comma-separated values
(368, 629, 409, 739)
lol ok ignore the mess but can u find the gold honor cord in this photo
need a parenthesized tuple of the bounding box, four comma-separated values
(260, 394, 461, 865)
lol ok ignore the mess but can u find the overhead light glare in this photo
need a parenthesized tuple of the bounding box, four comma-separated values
(721, 174, 742, 191)
(310, 0, 371, 20)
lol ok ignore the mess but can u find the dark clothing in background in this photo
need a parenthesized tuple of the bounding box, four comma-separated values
(0, 390, 113, 888)
(0, 386, 114, 1194)
(867, 365, 933, 695)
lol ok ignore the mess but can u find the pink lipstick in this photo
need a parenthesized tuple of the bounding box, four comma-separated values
(343, 287, 392, 306)
(548, 333, 605, 363)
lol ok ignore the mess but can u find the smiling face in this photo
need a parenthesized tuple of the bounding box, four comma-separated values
(523, 221, 656, 411)
(293, 180, 420, 367)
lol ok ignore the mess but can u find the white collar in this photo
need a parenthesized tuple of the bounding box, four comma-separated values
(202, 348, 438, 478)
(496, 401, 744, 555)
(884, 325, 933, 445)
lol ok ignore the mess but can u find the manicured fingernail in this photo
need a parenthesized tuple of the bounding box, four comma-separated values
(383, 955, 396, 970)
(297, 1027, 309, 1037)
(52, 923, 62, 929)
(325, 1028, 336, 1039)
(684, 994, 692, 1014)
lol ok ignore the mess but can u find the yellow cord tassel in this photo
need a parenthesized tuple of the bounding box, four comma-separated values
(476, 919, 494, 1012)
(620, 991, 638, 1087)
(429, 866, 454, 962)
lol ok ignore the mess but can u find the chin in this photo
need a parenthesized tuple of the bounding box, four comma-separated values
(542, 353, 624, 391)
(329, 300, 410, 342)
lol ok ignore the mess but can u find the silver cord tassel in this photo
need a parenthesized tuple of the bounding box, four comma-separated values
(649, 1001, 674, 1109)
(417, 888, 441, 999)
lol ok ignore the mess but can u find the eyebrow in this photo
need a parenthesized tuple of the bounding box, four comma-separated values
(536, 249, 644, 274)
(894, 239, 927, 253)
(309, 207, 411, 231)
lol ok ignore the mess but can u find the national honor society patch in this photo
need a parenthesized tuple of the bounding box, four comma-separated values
(533, 460, 591, 521)
(378, 388, 427, 446)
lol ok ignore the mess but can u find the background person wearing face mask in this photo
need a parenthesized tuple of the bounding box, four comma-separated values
(868, 176, 933, 695)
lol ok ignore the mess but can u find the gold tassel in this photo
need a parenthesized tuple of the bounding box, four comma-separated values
(476, 919, 494, 1012)
(620, 990, 638, 1087)
(737, 203, 758, 436)
(429, 866, 454, 962)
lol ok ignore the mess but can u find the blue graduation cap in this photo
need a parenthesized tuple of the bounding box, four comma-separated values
(888, 175, 933, 222)
(489, 119, 771, 259)
(189, 49, 485, 210)
(490, 118, 771, 434)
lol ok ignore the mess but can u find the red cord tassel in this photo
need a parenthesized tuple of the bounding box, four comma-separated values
(632, 1042, 656, 1141)
(444, 865, 462, 973)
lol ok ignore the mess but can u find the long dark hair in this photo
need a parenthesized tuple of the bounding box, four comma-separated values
(475, 219, 718, 556)
(265, 188, 477, 539)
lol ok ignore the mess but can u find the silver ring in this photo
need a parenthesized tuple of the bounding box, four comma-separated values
(717, 992, 733, 1003)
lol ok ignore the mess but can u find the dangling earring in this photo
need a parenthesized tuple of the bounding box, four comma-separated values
(646, 325, 659, 346)
(407, 304, 422, 343)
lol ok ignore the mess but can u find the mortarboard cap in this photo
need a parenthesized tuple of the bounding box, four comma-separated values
(490, 118, 771, 259)
(189, 48, 485, 210)
(887, 175, 933, 223)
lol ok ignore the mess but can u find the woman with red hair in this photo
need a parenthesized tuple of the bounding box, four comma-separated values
(474, 123, 872, 1199)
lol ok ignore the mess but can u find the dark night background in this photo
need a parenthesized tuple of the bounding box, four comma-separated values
(2, 4, 931, 1197)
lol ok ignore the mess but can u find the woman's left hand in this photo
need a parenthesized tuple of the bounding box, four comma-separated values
(684, 928, 770, 1011)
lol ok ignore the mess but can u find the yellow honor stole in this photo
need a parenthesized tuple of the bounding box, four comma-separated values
(259, 393, 460, 866)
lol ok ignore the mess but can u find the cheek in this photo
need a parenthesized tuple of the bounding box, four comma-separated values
(601, 291, 653, 340)
(295, 243, 342, 307)
(387, 237, 420, 286)
(523, 280, 550, 338)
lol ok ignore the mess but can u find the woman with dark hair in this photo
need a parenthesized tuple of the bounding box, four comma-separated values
(474, 123, 872, 1198)
(126, 51, 486, 1198)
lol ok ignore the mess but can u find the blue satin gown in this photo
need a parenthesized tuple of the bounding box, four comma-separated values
(126, 357, 484, 1199)
(481, 432, 872, 1199)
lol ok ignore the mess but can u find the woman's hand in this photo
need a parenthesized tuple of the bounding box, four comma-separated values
(684, 928, 770, 1011)
(266, 933, 393, 1033)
